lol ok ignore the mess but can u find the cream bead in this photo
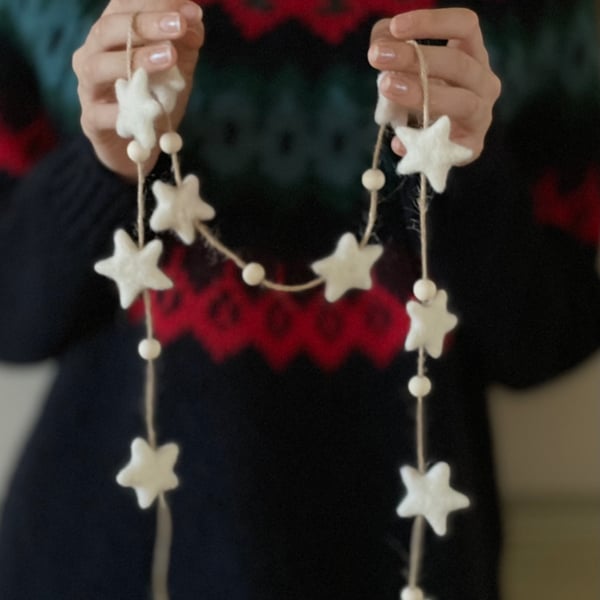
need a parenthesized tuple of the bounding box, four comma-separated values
(413, 278, 437, 302)
(408, 375, 432, 398)
(400, 586, 424, 600)
(138, 338, 162, 360)
(242, 263, 266, 286)
(361, 168, 386, 191)
(127, 140, 151, 164)
(159, 132, 183, 154)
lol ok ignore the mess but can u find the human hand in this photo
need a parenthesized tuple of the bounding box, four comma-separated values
(73, 0, 204, 181)
(368, 8, 501, 163)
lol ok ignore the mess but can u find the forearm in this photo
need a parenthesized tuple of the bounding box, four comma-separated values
(0, 135, 136, 362)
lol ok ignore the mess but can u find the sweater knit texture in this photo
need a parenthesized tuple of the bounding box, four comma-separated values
(0, 1, 599, 599)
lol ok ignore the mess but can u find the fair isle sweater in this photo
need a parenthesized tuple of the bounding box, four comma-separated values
(0, 1, 599, 599)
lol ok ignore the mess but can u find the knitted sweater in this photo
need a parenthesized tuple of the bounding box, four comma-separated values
(0, 1, 599, 599)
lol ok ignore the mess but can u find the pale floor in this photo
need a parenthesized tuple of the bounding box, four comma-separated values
(502, 499, 600, 600)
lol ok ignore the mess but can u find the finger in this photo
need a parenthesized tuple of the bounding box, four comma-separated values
(89, 3, 202, 52)
(80, 102, 119, 136)
(370, 42, 499, 100)
(76, 44, 178, 97)
(379, 73, 491, 151)
(379, 72, 489, 125)
(389, 9, 488, 66)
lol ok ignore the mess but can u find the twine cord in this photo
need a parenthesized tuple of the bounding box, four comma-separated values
(126, 25, 173, 600)
(406, 39, 433, 592)
(123, 9, 437, 596)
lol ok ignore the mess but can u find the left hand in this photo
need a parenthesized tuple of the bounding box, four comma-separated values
(368, 8, 501, 163)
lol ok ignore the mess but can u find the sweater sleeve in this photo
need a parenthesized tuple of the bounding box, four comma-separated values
(0, 135, 137, 363)
(428, 126, 600, 389)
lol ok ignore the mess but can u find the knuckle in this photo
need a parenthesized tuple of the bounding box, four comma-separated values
(490, 73, 502, 100)
(460, 8, 480, 33)
(463, 93, 480, 119)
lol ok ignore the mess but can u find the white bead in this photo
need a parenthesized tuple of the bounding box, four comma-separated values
(127, 140, 151, 164)
(400, 586, 424, 600)
(138, 338, 162, 360)
(242, 263, 266, 286)
(413, 279, 437, 302)
(408, 375, 432, 398)
(361, 168, 386, 191)
(159, 132, 183, 154)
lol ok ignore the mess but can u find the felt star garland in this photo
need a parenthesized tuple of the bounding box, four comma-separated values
(92, 18, 473, 600)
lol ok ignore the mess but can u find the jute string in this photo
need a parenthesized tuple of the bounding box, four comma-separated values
(125, 10, 435, 594)
(406, 39, 432, 591)
(128, 13, 174, 600)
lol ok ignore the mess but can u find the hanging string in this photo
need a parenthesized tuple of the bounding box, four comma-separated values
(406, 39, 432, 592)
(126, 18, 174, 600)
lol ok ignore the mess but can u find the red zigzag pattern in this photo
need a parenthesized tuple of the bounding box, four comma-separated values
(199, 0, 436, 44)
(138, 247, 412, 371)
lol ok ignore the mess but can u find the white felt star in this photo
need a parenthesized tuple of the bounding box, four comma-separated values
(405, 289, 457, 358)
(151, 174, 216, 245)
(311, 233, 383, 303)
(397, 462, 470, 536)
(116, 437, 179, 509)
(150, 66, 186, 114)
(94, 229, 173, 309)
(374, 72, 408, 129)
(395, 116, 473, 193)
(115, 68, 162, 150)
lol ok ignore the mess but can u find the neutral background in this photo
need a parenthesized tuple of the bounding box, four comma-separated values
(1, 351, 599, 599)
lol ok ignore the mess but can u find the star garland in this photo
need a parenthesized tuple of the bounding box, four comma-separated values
(93, 17, 473, 600)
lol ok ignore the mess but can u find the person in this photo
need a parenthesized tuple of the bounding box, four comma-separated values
(0, 1, 598, 599)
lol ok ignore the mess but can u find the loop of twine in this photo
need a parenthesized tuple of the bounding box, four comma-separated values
(123, 14, 435, 596)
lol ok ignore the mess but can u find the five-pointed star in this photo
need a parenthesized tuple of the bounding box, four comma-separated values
(115, 67, 162, 150)
(397, 462, 470, 536)
(116, 437, 179, 509)
(311, 233, 383, 303)
(375, 72, 408, 128)
(151, 174, 216, 245)
(94, 229, 173, 309)
(405, 289, 458, 358)
(150, 66, 186, 114)
(395, 115, 473, 193)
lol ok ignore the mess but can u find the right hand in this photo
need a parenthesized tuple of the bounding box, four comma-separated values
(73, 1, 204, 181)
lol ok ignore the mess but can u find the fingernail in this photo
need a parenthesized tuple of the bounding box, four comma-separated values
(180, 2, 203, 22)
(149, 45, 172, 65)
(160, 14, 181, 33)
(391, 13, 412, 35)
(369, 45, 396, 63)
(380, 73, 409, 94)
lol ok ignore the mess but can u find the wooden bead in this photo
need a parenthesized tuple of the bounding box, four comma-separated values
(138, 338, 162, 360)
(413, 278, 437, 302)
(242, 263, 265, 286)
(400, 586, 424, 600)
(127, 141, 151, 164)
(361, 168, 386, 191)
(159, 132, 183, 154)
(408, 375, 432, 398)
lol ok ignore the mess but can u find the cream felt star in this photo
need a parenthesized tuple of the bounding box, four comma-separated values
(94, 229, 173, 309)
(405, 289, 457, 358)
(116, 437, 179, 509)
(151, 174, 216, 245)
(150, 66, 186, 114)
(374, 72, 408, 128)
(397, 462, 470, 536)
(395, 115, 473, 193)
(115, 68, 162, 150)
(311, 233, 383, 303)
